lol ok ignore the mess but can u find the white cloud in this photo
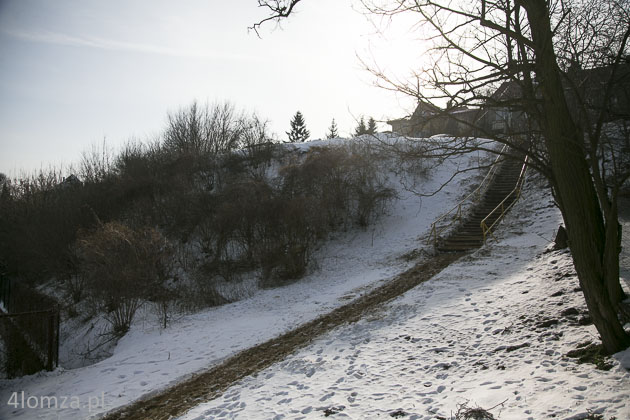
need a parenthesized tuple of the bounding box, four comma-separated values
(1, 27, 252, 61)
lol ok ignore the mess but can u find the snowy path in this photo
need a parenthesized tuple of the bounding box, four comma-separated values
(179, 183, 630, 420)
(103, 253, 462, 420)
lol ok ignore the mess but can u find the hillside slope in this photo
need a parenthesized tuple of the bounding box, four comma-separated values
(0, 137, 487, 420)
(179, 178, 630, 420)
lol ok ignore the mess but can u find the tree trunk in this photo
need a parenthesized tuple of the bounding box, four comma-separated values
(604, 198, 625, 307)
(520, 0, 630, 354)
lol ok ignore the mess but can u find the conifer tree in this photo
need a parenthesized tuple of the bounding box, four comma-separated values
(367, 117, 377, 135)
(354, 117, 367, 137)
(286, 111, 310, 143)
(326, 118, 339, 139)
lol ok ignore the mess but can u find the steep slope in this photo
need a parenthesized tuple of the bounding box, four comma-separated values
(0, 137, 487, 420)
(179, 178, 630, 420)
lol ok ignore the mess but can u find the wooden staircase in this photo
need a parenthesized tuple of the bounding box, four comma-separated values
(435, 155, 527, 252)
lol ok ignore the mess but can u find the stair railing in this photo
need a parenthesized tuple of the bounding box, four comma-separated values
(481, 155, 529, 243)
(427, 143, 509, 247)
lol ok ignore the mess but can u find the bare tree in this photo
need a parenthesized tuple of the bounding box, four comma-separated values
(252, 0, 630, 353)
(163, 101, 248, 156)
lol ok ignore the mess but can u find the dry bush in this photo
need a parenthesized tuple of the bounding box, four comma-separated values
(280, 145, 395, 230)
(74, 222, 174, 335)
(344, 150, 396, 227)
(454, 401, 502, 420)
(455, 406, 495, 420)
(64, 274, 86, 304)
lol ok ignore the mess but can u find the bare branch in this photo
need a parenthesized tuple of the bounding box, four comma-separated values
(248, 0, 305, 37)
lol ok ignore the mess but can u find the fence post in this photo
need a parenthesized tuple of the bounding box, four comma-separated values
(47, 309, 55, 371)
(56, 308, 60, 368)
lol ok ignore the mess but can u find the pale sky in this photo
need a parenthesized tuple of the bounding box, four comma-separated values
(0, 0, 424, 175)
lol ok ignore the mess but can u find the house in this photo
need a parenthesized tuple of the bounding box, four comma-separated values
(389, 63, 630, 138)
(387, 101, 441, 137)
(387, 101, 482, 137)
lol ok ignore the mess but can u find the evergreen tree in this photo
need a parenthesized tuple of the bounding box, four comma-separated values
(326, 118, 339, 139)
(286, 111, 310, 143)
(367, 117, 377, 135)
(354, 117, 367, 137)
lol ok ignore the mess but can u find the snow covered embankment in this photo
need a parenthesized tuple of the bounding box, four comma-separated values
(180, 178, 630, 420)
(0, 137, 484, 420)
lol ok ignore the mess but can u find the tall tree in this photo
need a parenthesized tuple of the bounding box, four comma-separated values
(326, 118, 339, 139)
(367, 117, 377, 135)
(253, 0, 630, 353)
(286, 111, 310, 143)
(354, 117, 368, 136)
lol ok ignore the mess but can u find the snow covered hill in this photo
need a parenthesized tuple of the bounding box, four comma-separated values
(1, 137, 629, 420)
(0, 137, 487, 420)
(178, 178, 630, 420)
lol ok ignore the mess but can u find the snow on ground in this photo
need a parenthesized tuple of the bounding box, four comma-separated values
(178, 177, 630, 420)
(0, 137, 487, 420)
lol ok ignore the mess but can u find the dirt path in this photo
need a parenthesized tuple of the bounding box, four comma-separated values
(103, 252, 463, 420)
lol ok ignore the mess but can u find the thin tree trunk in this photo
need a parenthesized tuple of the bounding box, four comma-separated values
(520, 0, 630, 354)
(604, 197, 625, 307)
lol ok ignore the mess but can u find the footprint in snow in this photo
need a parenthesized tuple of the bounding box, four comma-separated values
(347, 391, 358, 403)
(320, 392, 335, 402)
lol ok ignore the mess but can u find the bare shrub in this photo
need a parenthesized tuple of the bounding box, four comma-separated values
(74, 222, 173, 335)
(163, 101, 254, 157)
(273, 196, 318, 280)
(184, 269, 230, 310)
(455, 403, 496, 420)
(280, 147, 351, 230)
(79, 140, 115, 184)
(280, 145, 395, 230)
(454, 400, 508, 420)
(344, 149, 396, 226)
(64, 275, 86, 304)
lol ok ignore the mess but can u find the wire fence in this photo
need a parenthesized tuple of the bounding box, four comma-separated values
(0, 276, 60, 378)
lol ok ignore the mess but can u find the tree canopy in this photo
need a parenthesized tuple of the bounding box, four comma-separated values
(286, 111, 310, 143)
